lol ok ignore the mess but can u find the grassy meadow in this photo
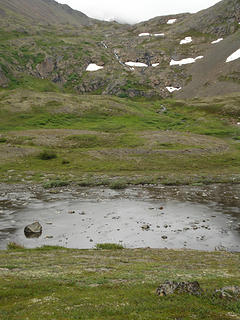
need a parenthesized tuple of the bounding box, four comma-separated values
(0, 87, 240, 186)
(0, 246, 240, 320)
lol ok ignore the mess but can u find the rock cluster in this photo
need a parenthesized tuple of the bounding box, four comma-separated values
(215, 286, 240, 298)
(156, 280, 203, 296)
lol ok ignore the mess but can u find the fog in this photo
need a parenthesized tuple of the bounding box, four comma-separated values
(57, 0, 221, 24)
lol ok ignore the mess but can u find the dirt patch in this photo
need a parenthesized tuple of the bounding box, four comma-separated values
(5, 129, 103, 147)
(88, 130, 229, 157)
(0, 144, 36, 162)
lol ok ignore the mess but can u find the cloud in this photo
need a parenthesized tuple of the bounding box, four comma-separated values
(57, 0, 221, 24)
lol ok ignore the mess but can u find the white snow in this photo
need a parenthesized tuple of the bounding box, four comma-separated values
(166, 86, 182, 93)
(138, 33, 164, 37)
(211, 38, 223, 44)
(125, 61, 148, 67)
(226, 49, 240, 63)
(86, 64, 104, 71)
(180, 36, 192, 45)
(152, 63, 159, 67)
(170, 56, 203, 66)
(138, 33, 151, 37)
(154, 33, 165, 37)
(167, 19, 177, 24)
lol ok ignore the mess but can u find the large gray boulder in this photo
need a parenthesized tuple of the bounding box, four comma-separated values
(24, 222, 42, 238)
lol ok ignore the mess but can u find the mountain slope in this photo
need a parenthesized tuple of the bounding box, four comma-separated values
(0, 0, 240, 98)
(0, 0, 93, 28)
(176, 29, 240, 98)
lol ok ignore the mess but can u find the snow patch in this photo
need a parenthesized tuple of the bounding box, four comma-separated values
(180, 36, 192, 45)
(138, 33, 151, 37)
(154, 33, 165, 37)
(226, 49, 240, 63)
(125, 61, 148, 67)
(86, 64, 104, 71)
(170, 56, 203, 66)
(152, 63, 159, 67)
(167, 19, 177, 24)
(166, 86, 182, 93)
(211, 38, 223, 44)
(138, 33, 165, 37)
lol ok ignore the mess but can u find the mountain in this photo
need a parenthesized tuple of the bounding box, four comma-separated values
(0, 0, 240, 98)
(0, 0, 93, 28)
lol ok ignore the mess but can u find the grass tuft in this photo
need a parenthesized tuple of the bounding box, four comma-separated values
(35, 245, 66, 251)
(7, 242, 25, 250)
(43, 180, 70, 188)
(95, 243, 124, 250)
(109, 180, 128, 190)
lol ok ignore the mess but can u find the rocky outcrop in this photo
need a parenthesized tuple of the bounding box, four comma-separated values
(156, 281, 203, 296)
(36, 57, 55, 78)
(215, 286, 240, 298)
(175, 0, 240, 36)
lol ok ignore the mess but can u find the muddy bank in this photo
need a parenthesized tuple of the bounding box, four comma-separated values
(0, 183, 240, 251)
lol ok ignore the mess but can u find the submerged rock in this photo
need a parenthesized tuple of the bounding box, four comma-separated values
(141, 224, 150, 230)
(156, 280, 203, 296)
(24, 222, 42, 238)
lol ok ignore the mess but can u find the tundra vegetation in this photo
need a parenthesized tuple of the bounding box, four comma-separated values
(1, 1, 240, 319)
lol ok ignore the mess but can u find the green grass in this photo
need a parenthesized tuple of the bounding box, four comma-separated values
(0, 90, 240, 184)
(7, 242, 25, 250)
(43, 179, 70, 188)
(0, 248, 239, 319)
(95, 243, 124, 250)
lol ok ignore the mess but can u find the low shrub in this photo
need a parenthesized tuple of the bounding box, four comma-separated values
(0, 137, 7, 143)
(37, 150, 57, 160)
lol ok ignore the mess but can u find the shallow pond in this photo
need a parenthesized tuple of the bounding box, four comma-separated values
(0, 184, 240, 251)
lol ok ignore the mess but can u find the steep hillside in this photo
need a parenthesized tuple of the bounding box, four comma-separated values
(0, 0, 93, 28)
(0, 0, 240, 98)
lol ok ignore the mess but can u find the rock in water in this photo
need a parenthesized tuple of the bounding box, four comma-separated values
(156, 280, 202, 296)
(24, 222, 42, 238)
(141, 224, 150, 230)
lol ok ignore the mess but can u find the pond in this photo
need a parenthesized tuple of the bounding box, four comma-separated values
(0, 184, 240, 251)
